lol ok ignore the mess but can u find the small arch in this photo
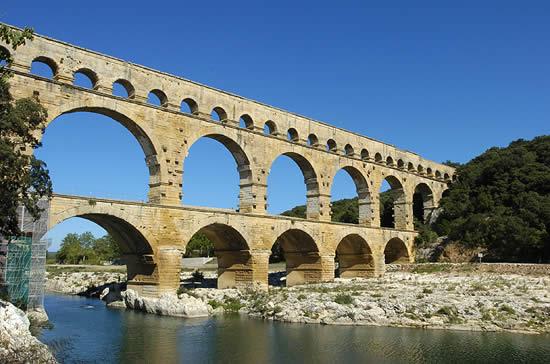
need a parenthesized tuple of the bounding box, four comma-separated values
(181, 98, 198, 114)
(211, 106, 227, 122)
(239, 114, 254, 130)
(407, 162, 415, 172)
(270, 228, 320, 286)
(327, 139, 337, 152)
(336, 234, 374, 278)
(435, 170, 442, 179)
(452, 174, 457, 182)
(264, 120, 277, 135)
(443, 173, 450, 181)
(397, 159, 405, 169)
(360, 149, 369, 161)
(384, 238, 410, 264)
(30, 56, 58, 78)
(148, 89, 168, 107)
(417, 165, 425, 174)
(112, 79, 135, 99)
(374, 153, 383, 163)
(73, 68, 98, 89)
(307, 133, 319, 147)
(426, 167, 433, 176)
(287, 128, 299, 142)
(386, 156, 395, 166)
(344, 144, 355, 156)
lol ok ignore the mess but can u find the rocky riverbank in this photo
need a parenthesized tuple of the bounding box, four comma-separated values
(0, 300, 57, 363)
(45, 271, 125, 296)
(48, 267, 550, 334)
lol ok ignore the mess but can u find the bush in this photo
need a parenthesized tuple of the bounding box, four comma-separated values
(334, 293, 353, 305)
(223, 297, 244, 313)
(191, 269, 204, 281)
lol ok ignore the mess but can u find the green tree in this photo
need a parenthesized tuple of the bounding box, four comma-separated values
(185, 233, 214, 257)
(0, 24, 52, 239)
(56, 232, 122, 264)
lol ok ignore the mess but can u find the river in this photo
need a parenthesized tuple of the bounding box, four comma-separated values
(39, 294, 550, 363)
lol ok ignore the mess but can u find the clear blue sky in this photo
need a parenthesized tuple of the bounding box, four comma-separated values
(2, 1, 548, 250)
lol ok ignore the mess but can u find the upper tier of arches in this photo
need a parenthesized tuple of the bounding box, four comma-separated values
(4, 33, 456, 183)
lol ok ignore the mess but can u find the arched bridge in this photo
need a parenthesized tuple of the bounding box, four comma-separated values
(2, 24, 455, 296)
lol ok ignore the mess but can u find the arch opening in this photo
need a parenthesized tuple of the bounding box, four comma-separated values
(270, 229, 321, 287)
(181, 98, 198, 114)
(182, 134, 252, 211)
(374, 153, 383, 163)
(239, 114, 254, 129)
(148, 89, 168, 107)
(264, 120, 277, 135)
(45, 215, 155, 292)
(36, 109, 156, 202)
(384, 238, 410, 264)
(287, 128, 299, 142)
(326, 139, 337, 152)
(379, 176, 406, 229)
(267, 152, 319, 219)
(112, 79, 135, 99)
(73, 68, 98, 89)
(0, 46, 10, 67)
(336, 234, 374, 278)
(307, 133, 319, 147)
(413, 183, 435, 225)
(360, 149, 369, 161)
(30, 56, 57, 79)
(386, 156, 394, 166)
(330, 167, 372, 225)
(397, 159, 405, 169)
(185, 223, 251, 289)
(211, 106, 227, 122)
(344, 144, 354, 157)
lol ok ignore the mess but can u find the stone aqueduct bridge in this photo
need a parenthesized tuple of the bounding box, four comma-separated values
(2, 27, 455, 297)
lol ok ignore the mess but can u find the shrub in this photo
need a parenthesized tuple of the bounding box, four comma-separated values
(334, 293, 353, 305)
(191, 269, 204, 281)
(223, 297, 244, 313)
(297, 294, 307, 300)
(208, 299, 223, 310)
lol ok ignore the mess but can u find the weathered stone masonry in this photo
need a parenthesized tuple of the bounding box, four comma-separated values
(1, 24, 455, 296)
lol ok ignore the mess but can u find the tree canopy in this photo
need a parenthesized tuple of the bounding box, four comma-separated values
(0, 25, 52, 239)
(56, 232, 121, 264)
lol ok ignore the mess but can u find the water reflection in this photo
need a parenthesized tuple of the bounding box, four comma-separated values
(41, 295, 550, 364)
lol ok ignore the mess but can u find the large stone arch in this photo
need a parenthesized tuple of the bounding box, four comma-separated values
(413, 182, 435, 224)
(336, 234, 376, 278)
(43, 102, 167, 203)
(271, 228, 325, 286)
(378, 174, 408, 230)
(267, 151, 322, 220)
(330, 165, 373, 225)
(185, 222, 253, 289)
(183, 132, 255, 212)
(47, 207, 162, 294)
(384, 237, 411, 264)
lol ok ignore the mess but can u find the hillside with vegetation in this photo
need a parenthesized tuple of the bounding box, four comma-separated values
(284, 136, 550, 263)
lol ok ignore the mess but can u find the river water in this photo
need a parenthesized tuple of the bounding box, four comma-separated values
(40, 294, 550, 363)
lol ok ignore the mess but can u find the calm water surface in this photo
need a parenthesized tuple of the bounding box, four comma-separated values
(40, 294, 550, 364)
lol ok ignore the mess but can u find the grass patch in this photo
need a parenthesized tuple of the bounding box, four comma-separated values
(223, 297, 244, 313)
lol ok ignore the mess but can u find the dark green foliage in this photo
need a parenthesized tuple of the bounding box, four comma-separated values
(0, 25, 52, 238)
(185, 233, 213, 257)
(56, 232, 121, 264)
(434, 136, 550, 262)
(334, 293, 353, 305)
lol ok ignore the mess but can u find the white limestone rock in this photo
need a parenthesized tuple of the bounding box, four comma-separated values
(0, 300, 57, 364)
(122, 289, 209, 318)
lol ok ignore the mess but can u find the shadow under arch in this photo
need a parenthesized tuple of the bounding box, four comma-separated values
(380, 174, 407, 229)
(331, 166, 373, 225)
(336, 234, 376, 278)
(183, 133, 255, 212)
(47, 213, 156, 290)
(271, 228, 323, 286)
(188, 223, 252, 289)
(45, 105, 165, 203)
(384, 237, 410, 264)
(413, 183, 435, 224)
(267, 152, 320, 219)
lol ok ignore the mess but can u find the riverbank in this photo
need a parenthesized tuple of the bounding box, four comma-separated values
(0, 299, 57, 363)
(45, 264, 550, 335)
